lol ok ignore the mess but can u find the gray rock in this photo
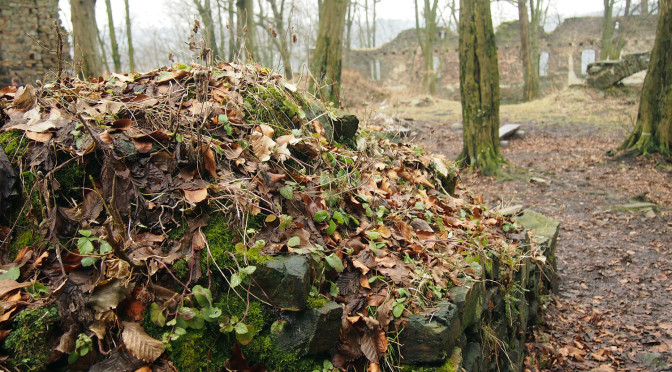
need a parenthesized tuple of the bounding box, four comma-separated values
(251, 255, 311, 311)
(513, 210, 560, 293)
(274, 301, 343, 356)
(399, 302, 462, 365)
(498, 124, 521, 140)
(448, 263, 486, 332)
(462, 342, 484, 372)
(333, 109, 359, 140)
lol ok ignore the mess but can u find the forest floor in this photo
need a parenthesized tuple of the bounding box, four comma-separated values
(352, 86, 672, 371)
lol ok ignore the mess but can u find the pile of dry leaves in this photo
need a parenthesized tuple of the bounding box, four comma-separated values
(0, 62, 522, 371)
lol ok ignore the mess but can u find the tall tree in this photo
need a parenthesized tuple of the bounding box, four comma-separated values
(415, 0, 439, 94)
(104, 0, 121, 71)
(311, 0, 348, 104)
(620, 0, 672, 156)
(601, 0, 618, 59)
(642, 0, 649, 14)
(124, 0, 135, 71)
(237, 0, 257, 60)
(228, 0, 236, 60)
(193, 0, 220, 58)
(528, 0, 549, 95)
(458, 0, 504, 175)
(71, 0, 103, 78)
(267, 0, 293, 78)
(518, 0, 538, 101)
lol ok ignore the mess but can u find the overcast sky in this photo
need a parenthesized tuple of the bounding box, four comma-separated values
(59, 0, 613, 33)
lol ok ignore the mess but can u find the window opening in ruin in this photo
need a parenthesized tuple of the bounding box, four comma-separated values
(440, 30, 446, 39)
(539, 51, 550, 77)
(375, 59, 381, 81)
(433, 55, 440, 77)
(581, 49, 596, 75)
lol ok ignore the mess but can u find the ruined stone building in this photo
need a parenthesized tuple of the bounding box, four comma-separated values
(0, 0, 65, 87)
(346, 15, 658, 101)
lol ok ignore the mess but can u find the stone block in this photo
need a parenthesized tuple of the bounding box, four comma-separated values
(448, 263, 486, 333)
(250, 255, 311, 311)
(399, 302, 461, 365)
(513, 209, 560, 292)
(274, 301, 343, 356)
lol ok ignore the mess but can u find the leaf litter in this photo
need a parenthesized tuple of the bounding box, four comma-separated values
(0, 62, 531, 371)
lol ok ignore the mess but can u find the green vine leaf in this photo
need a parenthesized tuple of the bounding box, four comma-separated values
(325, 253, 344, 273)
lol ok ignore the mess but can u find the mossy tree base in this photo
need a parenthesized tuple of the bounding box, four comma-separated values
(458, 0, 505, 176)
(619, 0, 672, 158)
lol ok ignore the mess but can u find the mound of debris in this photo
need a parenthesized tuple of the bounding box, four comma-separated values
(0, 63, 557, 372)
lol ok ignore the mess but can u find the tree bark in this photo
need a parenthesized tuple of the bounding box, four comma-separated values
(104, 0, 121, 71)
(601, 0, 616, 59)
(458, 0, 504, 175)
(71, 0, 103, 78)
(194, 0, 220, 58)
(642, 0, 649, 15)
(124, 0, 135, 71)
(518, 0, 539, 101)
(311, 0, 348, 104)
(415, 0, 439, 94)
(228, 0, 236, 60)
(237, 0, 257, 60)
(268, 0, 293, 78)
(620, 0, 672, 156)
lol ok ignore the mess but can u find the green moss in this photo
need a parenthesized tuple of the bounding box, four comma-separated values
(53, 161, 86, 197)
(2, 305, 60, 371)
(306, 296, 327, 309)
(201, 213, 238, 274)
(243, 334, 323, 372)
(243, 84, 303, 132)
(172, 259, 190, 281)
(8, 229, 42, 261)
(167, 326, 230, 372)
(0, 130, 29, 165)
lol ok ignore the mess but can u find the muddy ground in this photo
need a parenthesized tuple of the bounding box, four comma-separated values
(357, 87, 672, 371)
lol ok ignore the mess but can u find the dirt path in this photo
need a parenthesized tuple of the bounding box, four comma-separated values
(369, 88, 672, 371)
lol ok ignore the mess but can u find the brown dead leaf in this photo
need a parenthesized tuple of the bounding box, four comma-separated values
(202, 145, 218, 179)
(352, 258, 370, 274)
(122, 321, 165, 363)
(112, 118, 134, 130)
(360, 275, 371, 289)
(250, 131, 275, 162)
(11, 84, 37, 110)
(183, 188, 209, 204)
(25, 131, 52, 142)
(0, 280, 30, 298)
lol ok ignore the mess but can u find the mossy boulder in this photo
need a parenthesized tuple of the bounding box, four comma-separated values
(399, 302, 461, 365)
(250, 255, 311, 311)
(2, 305, 60, 371)
(273, 301, 343, 357)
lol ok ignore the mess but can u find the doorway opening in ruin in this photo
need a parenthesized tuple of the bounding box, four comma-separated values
(581, 49, 596, 75)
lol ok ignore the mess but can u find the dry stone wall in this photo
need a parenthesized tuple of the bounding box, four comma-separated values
(0, 0, 65, 86)
(347, 15, 657, 101)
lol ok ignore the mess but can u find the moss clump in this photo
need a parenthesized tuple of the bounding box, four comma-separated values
(243, 84, 304, 131)
(243, 334, 323, 372)
(167, 326, 230, 372)
(53, 161, 86, 198)
(201, 213, 238, 274)
(306, 296, 327, 309)
(7, 229, 42, 261)
(0, 130, 29, 165)
(3, 305, 60, 371)
(172, 259, 190, 281)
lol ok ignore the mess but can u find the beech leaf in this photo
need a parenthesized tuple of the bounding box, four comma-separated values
(121, 321, 166, 363)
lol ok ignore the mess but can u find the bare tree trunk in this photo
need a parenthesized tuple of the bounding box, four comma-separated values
(194, 0, 220, 58)
(124, 0, 135, 71)
(268, 0, 293, 78)
(228, 0, 236, 60)
(642, 0, 649, 14)
(237, 0, 256, 60)
(311, 0, 348, 104)
(104, 0, 121, 71)
(518, 0, 539, 101)
(97, 30, 111, 73)
(345, 0, 355, 63)
(624, 0, 633, 16)
(415, 0, 439, 94)
(71, 0, 103, 78)
(620, 0, 672, 156)
(601, 0, 616, 59)
(458, 0, 504, 175)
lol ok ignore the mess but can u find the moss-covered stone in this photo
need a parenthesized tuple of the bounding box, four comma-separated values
(166, 326, 230, 372)
(2, 305, 60, 371)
